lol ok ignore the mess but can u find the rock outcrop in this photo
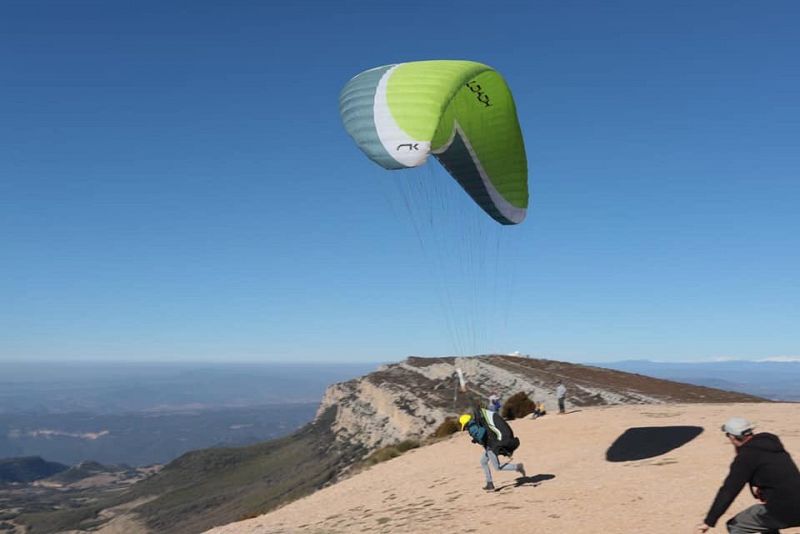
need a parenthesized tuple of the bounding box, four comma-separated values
(317, 354, 764, 454)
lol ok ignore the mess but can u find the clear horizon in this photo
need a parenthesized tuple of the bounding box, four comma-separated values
(2, 355, 800, 365)
(3, 1, 799, 364)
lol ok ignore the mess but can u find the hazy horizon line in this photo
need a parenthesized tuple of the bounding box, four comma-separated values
(1, 355, 798, 365)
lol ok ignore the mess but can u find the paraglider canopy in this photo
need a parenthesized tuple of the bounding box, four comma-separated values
(339, 60, 529, 225)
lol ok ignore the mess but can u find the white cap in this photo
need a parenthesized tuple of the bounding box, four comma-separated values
(721, 417, 755, 438)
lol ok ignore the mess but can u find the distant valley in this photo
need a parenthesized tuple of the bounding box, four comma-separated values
(0, 361, 378, 414)
(0, 404, 316, 466)
(0, 362, 377, 466)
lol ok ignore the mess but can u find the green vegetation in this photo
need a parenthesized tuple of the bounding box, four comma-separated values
(18, 504, 106, 534)
(361, 440, 421, 468)
(129, 407, 360, 533)
(0, 457, 67, 484)
(17, 407, 364, 534)
(433, 417, 460, 438)
(47, 461, 130, 485)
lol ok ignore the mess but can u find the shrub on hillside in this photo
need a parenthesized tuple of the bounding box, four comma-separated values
(501, 392, 536, 420)
(362, 439, 421, 467)
(396, 439, 420, 453)
(433, 418, 461, 438)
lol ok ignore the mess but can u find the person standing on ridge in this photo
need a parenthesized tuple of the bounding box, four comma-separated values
(460, 412, 525, 491)
(556, 381, 567, 414)
(696, 417, 800, 534)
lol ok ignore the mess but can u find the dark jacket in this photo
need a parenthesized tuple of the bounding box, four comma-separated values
(467, 410, 520, 457)
(705, 433, 800, 527)
(466, 421, 488, 447)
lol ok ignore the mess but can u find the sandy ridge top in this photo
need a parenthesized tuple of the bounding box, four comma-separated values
(207, 403, 800, 534)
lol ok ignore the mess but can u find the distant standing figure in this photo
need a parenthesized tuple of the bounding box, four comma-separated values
(556, 381, 566, 414)
(696, 417, 800, 534)
(488, 394, 501, 412)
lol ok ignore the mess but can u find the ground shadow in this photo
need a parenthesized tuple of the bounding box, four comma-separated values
(518, 473, 556, 485)
(495, 474, 556, 491)
(606, 426, 703, 462)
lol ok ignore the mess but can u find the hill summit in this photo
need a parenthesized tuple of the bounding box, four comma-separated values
(317, 354, 763, 454)
(0, 457, 67, 484)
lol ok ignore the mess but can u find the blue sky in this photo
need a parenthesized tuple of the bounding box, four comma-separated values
(2, 0, 798, 363)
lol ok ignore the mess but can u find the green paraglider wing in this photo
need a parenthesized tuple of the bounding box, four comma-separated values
(339, 60, 528, 225)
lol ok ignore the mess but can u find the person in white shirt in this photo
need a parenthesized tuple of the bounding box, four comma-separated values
(556, 381, 566, 414)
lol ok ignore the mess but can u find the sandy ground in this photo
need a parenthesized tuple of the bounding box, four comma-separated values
(207, 403, 800, 534)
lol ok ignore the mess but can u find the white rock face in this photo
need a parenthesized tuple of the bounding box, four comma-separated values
(317, 369, 452, 451)
(313, 355, 682, 456)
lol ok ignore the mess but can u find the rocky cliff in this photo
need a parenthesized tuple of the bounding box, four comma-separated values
(316, 354, 764, 454)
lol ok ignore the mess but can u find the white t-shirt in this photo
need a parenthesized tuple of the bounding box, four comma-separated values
(556, 384, 566, 399)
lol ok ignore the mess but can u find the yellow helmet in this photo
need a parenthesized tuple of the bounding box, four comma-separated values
(459, 414, 473, 431)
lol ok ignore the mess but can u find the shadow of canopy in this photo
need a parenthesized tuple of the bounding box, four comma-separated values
(606, 426, 704, 462)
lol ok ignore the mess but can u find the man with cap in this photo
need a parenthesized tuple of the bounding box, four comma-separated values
(459, 413, 525, 491)
(696, 417, 800, 533)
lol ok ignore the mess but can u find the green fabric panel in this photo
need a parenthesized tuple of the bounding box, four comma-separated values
(385, 61, 489, 141)
(435, 127, 517, 224)
(433, 70, 528, 209)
